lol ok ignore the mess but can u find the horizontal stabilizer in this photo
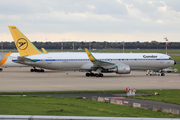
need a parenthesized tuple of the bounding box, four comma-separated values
(13, 56, 37, 64)
(41, 48, 48, 54)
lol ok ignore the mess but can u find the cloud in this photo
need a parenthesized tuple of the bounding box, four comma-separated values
(87, 5, 96, 10)
(157, 5, 167, 12)
(1, 0, 180, 42)
(155, 20, 164, 23)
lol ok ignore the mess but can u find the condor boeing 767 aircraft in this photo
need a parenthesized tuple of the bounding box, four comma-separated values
(3, 26, 176, 77)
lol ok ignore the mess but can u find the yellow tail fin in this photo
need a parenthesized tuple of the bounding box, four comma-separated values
(8, 26, 43, 56)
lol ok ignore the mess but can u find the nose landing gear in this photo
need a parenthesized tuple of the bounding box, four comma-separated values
(161, 72, 165, 76)
(146, 70, 165, 76)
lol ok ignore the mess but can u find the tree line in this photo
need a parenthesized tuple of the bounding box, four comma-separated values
(1, 41, 180, 49)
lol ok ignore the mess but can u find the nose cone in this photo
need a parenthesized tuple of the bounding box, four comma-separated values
(174, 60, 176, 65)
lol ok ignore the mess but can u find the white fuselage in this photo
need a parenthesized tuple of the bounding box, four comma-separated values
(3, 52, 175, 71)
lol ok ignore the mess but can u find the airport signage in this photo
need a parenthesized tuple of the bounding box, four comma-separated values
(126, 87, 130, 92)
(126, 87, 136, 96)
(132, 88, 136, 92)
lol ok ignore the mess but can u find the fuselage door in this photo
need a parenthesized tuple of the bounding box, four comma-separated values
(160, 56, 164, 63)
(47, 57, 52, 64)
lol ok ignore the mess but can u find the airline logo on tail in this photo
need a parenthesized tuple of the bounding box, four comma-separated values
(17, 38, 28, 50)
(9, 26, 43, 56)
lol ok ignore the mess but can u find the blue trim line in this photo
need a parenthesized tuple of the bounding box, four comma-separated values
(12, 58, 173, 62)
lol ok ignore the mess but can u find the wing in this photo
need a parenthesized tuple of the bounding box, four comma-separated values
(84, 48, 117, 69)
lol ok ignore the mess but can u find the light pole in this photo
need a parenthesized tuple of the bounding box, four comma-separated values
(72, 42, 74, 50)
(1, 41, 3, 53)
(61, 42, 63, 52)
(123, 41, 124, 53)
(89, 42, 91, 51)
(164, 37, 168, 54)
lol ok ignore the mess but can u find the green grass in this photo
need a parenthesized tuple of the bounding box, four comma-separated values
(0, 90, 126, 95)
(170, 55, 180, 60)
(0, 96, 179, 118)
(131, 89, 180, 105)
(1, 90, 180, 106)
(1, 90, 180, 103)
(0, 90, 180, 117)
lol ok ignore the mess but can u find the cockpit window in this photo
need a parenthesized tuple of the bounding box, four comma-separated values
(169, 57, 172, 60)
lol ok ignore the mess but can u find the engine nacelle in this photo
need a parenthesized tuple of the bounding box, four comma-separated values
(110, 65, 131, 74)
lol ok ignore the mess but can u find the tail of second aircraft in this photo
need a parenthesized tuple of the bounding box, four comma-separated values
(8, 26, 43, 56)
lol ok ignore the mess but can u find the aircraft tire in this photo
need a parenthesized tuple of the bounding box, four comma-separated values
(99, 74, 103, 77)
(86, 73, 90, 77)
(40, 69, 44, 72)
(30, 69, 34, 72)
(90, 73, 95, 76)
(95, 73, 99, 77)
(161, 73, 165, 76)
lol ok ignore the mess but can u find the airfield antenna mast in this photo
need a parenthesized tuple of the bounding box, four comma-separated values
(89, 41, 91, 51)
(123, 41, 124, 53)
(1, 41, 3, 53)
(45, 37, 48, 42)
(61, 38, 64, 52)
(68, 38, 74, 50)
(61, 42, 63, 52)
(72, 42, 74, 50)
(164, 37, 168, 54)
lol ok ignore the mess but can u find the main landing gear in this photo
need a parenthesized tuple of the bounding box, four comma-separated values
(30, 67, 44, 72)
(85, 72, 103, 77)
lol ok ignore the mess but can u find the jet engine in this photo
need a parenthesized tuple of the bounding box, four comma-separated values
(110, 64, 131, 74)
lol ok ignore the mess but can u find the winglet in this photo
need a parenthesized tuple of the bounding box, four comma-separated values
(85, 48, 96, 61)
(8, 26, 43, 56)
(41, 48, 48, 54)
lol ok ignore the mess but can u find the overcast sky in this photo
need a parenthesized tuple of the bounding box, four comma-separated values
(0, 0, 180, 42)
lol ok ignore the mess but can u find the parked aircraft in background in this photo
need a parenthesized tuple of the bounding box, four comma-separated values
(0, 52, 26, 71)
(0, 48, 48, 71)
(5, 26, 176, 77)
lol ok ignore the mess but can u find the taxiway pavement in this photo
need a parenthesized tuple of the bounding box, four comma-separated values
(0, 67, 180, 92)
